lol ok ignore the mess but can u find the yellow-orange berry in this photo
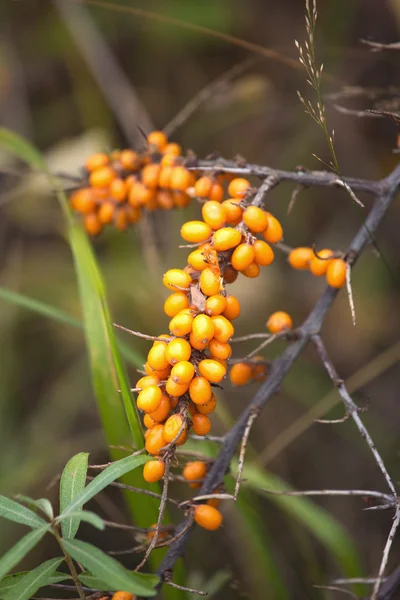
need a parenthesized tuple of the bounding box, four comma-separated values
(208, 339, 232, 360)
(143, 414, 156, 429)
(143, 459, 165, 483)
(183, 461, 207, 487)
(243, 206, 269, 233)
(326, 258, 347, 288)
(181, 221, 212, 244)
(120, 149, 141, 171)
(194, 176, 213, 198)
(158, 166, 173, 190)
(192, 314, 215, 345)
(242, 262, 260, 278)
(228, 177, 250, 199)
(166, 338, 192, 365)
(263, 213, 283, 243)
(223, 295, 240, 320)
(137, 385, 163, 413)
(196, 394, 217, 415)
(189, 331, 208, 352)
(189, 376, 212, 405)
(84, 213, 102, 236)
(199, 268, 221, 297)
(205, 294, 227, 316)
(98, 202, 115, 224)
(114, 208, 129, 231)
(136, 375, 160, 389)
(110, 178, 127, 202)
(156, 190, 174, 210)
(208, 182, 224, 203)
(198, 359, 226, 383)
(147, 523, 168, 541)
(169, 309, 194, 337)
(111, 592, 134, 600)
(231, 243, 256, 272)
(145, 424, 167, 455)
(85, 153, 109, 172)
(212, 228, 242, 252)
(251, 357, 269, 382)
(153, 334, 171, 346)
(202, 201, 226, 230)
(288, 247, 314, 270)
(254, 239, 275, 266)
(188, 249, 209, 271)
(163, 269, 192, 291)
(165, 377, 189, 397)
(229, 362, 253, 386)
(170, 166, 193, 191)
(171, 361, 195, 384)
(223, 265, 238, 283)
(141, 164, 161, 189)
(147, 130, 168, 151)
(211, 315, 234, 343)
(309, 249, 333, 276)
(147, 343, 169, 371)
(164, 292, 190, 317)
(148, 394, 171, 422)
(194, 504, 222, 530)
(70, 188, 96, 214)
(267, 311, 293, 333)
(89, 166, 115, 188)
(144, 362, 171, 380)
(222, 198, 243, 226)
(164, 142, 181, 156)
(192, 413, 211, 436)
(163, 414, 187, 445)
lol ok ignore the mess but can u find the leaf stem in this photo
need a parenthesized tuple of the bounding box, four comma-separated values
(52, 525, 86, 600)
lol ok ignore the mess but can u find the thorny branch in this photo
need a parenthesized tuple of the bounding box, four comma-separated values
(156, 162, 400, 596)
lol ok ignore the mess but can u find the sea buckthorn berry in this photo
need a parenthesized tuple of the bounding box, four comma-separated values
(110, 178, 127, 202)
(192, 314, 215, 345)
(153, 334, 171, 346)
(243, 206, 269, 233)
(231, 243, 256, 272)
(120, 149, 141, 171)
(251, 357, 269, 382)
(156, 190, 174, 210)
(254, 239, 275, 266)
(207, 495, 221, 509)
(126, 205, 141, 223)
(242, 262, 260, 278)
(169, 396, 179, 409)
(200, 268, 221, 297)
(171, 361, 195, 384)
(164, 142, 182, 156)
(111, 592, 134, 600)
(181, 221, 212, 244)
(164, 292, 190, 317)
(208, 182, 225, 203)
(212, 228, 242, 252)
(165, 377, 189, 397)
(263, 213, 283, 243)
(84, 213, 102, 236)
(166, 338, 191, 365)
(205, 294, 227, 316)
(169, 309, 194, 337)
(208, 339, 232, 360)
(147, 130, 168, 151)
(144, 362, 171, 380)
(158, 166, 173, 189)
(229, 362, 253, 386)
(309, 249, 334, 276)
(288, 247, 314, 270)
(98, 202, 115, 224)
(148, 394, 171, 422)
(163, 414, 188, 445)
(222, 198, 243, 226)
(198, 359, 226, 383)
(326, 258, 347, 288)
(223, 265, 238, 283)
(114, 209, 129, 231)
(189, 376, 212, 405)
(136, 375, 160, 389)
(141, 164, 161, 189)
(192, 413, 211, 436)
(143, 414, 156, 429)
(267, 311, 293, 333)
(161, 153, 178, 167)
(137, 385, 162, 413)
(163, 269, 192, 291)
(70, 188, 96, 214)
(147, 523, 168, 541)
(189, 331, 208, 351)
(194, 176, 213, 198)
(188, 249, 209, 271)
(173, 191, 191, 207)
(85, 152, 109, 172)
(183, 461, 207, 488)
(89, 166, 115, 188)
(194, 504, 222, 530)
(196, 393, 217, 415)
(170, 166, 193, 191)
(211, 315, 235, 343)
(143, 459, 165, 483)
(145, 424, 167, 455)
(187, 402, 197, 417)
(223, 295, 241, 320)
(147, 343, 169, 371)
(202, 201, 226, 230)
(228, 177, 250, 199)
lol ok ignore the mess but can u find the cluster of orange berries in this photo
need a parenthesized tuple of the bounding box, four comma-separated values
(288, 247, 347, 288)
(69, 130, 196, 235)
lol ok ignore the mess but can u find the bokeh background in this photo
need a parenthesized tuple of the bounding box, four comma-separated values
(1, 1, 400, 598)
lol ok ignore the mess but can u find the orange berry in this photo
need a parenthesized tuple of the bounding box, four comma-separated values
(111, 592, 134, 600)
(141, 164, 161, 189)
(251, 357, 268, 382)
(192, 413, 211, 436)
(85, 153, 109, 172)
(229, 362, 253, 386)
(242, 262, 260, 278)
(89, 166, 115, 188)
(183, 461, 207, 486)
(326, 258, 347, 288)
(188, 249, 209, 271)
(158, 166, 173, 189)
(189, 331, 208, 352)
(147, 130, 168, 151)
(136, 375, 160, 389)
(114, 208, 129, 231)
(194, 504, 222, 530)
(192, 314, 215, 345)
(126, 205, 141, 223)
(164, 142, 182, 156)
(161, 153, 178, 167)
(207, 495, 221, 509)
(243, 206, 269, 233)
(170, 166, 193, 191)
(143, 414, 156, 429)
(309, 249, 334, 276)
(202, 201, 226, 230)
(148, 394, 171, 423)
(211, 315, 235, 343)
(98, 202, 115, 224)
(231, 243, 256, 271)
(84, 213, 102, 236)
(263, 213, 283, 243)
(189, 376, 212, 405)
(198, 359, 226, 383)
(156, 190, 174, 210)
(169, 309, 194, 337)
(253, 239, 275, 266)
(288, 247, 314, 270)
(166, 338, 192, 365)
(181, 221, 212, 244)
(208, 339, 232, 360)
(187, 401, 197, 417)
(164, 292, 190, 317)
(153, 334, 172, 346)
(169, 396, 179, 409)
(163, 414, 187, 445)
(228, 177, 250, 199)
(199, 268, 221, 297)
(205, 294, 227, 316)
(222, 198, 243, 226)
(137, 385, 163, 413)
(267, 311, 293, 334)
(212, 228, 242, 252)
(223, 265, 238, 283)
(173, 191, 191, 207)
(194, 176, 214, 198)
(147, 343, 169, 371)
(163, 269, 192, 291)
(144, 362, 171, 380)
(208, 182, 225, 203)
(147, 523, 168, 541)
(70, 188, 96, 214)
(223, 295, 240, 320)
(143, 459, 165, 483)
(145, 424, 167, 455)
(165, 377, 189, 397)
(120, 149, 141, 171)
(196, 393, 217, 415)
(110, 178, 127, 202)
(171, 361, 195, 384)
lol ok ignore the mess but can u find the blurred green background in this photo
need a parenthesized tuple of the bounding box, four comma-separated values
(1, 0, 400, 598)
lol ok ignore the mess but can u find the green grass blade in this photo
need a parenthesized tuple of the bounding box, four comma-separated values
(3, 558, 63, 600)
(59, 453, 90, 539)
(0, 497, 46, 530)
(0, 526, 50, 580)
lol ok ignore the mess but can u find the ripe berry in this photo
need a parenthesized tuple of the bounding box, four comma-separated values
(223, 265, 238, 283)
(165, 377, 190, 397)
(85, 153, 109, 172)
(243, 206, 269, 233)
(192, 413, 211, 436)
(192, 314, 215, 345)
(166, 338, 192, 365)
(326, 258, 347, 288)
(251, 356, 269, 382)
(196, 393, 217, 415)
(163, 414, 188, 445)
(89, 166, 115, 188)
(170, 166, 193, 191)
(84, 213, 102, 236)
(222, 198, 243, 226)
(164, 142, 182, 156)
(181, 221, 212, 244)
(267, 311, 293, 333)
(111, 592, 134, 600)
(187, 249, 209, 271)
(205, 294, 227, 316)
(120, 149, 141, 171)
(70, 188, 96, 214)
(231, 243, 256, 271)
(98, 202, 115, 224)
(146, 523, 168, 541)
(208, 339, 232, 360)
(212, 228, 242, 252)
(189, 376, 212, 405)
(263, 213, 283, 243)
(229, 362, 253, 386)
(164, 292, 190, 317)
(183, 461, 207, 487)
(200, 268, 221, 297)
(309, 249, 333, 276)
(143, 414, 155, 429)
(145, 424, 167, 455)
(223, 295, 240, 320)
(110, 178, 128, 202)
(253, 240, 275, 266)
(194, 504, 223, 530)
(242, 262, 260, 278)
(136, 375, 160, 389)
(137, 385, 163, 413)
(228, 177, 250, 199)
(189, 331, 208, 351)
(288, 247, 314, 270)
(141, 164, 161, 189)
(147, 343, 169, 371)
(202, 201, 226, 230)
(169, 309, 194, 337)
(156, 190, 174, 210)
(171, 361, 195, 384)
(198, 359, 226, 383)
(144, 362, 171, 380)
(211, 315, 234, 343)
(148, 395, 171, 422)
(163, 269, 192, 291)
(147, 130, 168, 151)
(143, 459, 165, 483)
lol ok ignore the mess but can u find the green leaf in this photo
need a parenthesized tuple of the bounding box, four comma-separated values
(60, 454, 149, 519)
(3, 558, 63, 600)
(0, 496, 47, 529)
(63, 539, 158, 597)
(0, 526, 49, 580)
(57, 510, 104, 531)
(59, 453, 89, 539)
(14, 496, 53, 521)
(0, 572, 70, 599)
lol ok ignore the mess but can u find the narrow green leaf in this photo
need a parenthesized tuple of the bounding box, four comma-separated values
(0, 496, 46, 529)
(0, 572, 71, 599)
(57, 510, 104, 531)
(60, 454, 149, 519)
(3, 558, 63, 600)
(59, 453, 89, 539)
(14, 496, 53, 521)
(63, 539, 158, 597)
(0, 128, 46, 170)
(0, 526, 49, 580)
(78, 574, 113, 591)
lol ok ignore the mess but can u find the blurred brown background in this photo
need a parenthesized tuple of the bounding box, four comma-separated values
(0, 1, 400, 598)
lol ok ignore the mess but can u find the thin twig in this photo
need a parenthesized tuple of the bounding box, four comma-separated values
(371, 506, 400, 600)
(261, 489, 393, 503)
(113, 323, 173, 342)
(234, 407, 260, 501)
